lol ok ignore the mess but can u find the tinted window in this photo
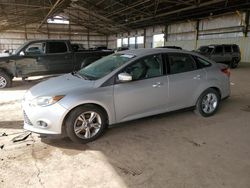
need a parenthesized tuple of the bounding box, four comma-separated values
(214, 46, 223, 54)
(224, 46, 232, 53)
(193, 56, 211, 69)
(232, 45, 239, 53)
(168, 53, 196, 74)
(123, 54, 163, 80)
(47, 42, 68, 53)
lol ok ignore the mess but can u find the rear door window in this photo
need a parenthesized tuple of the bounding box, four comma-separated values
(232, 45, 240, 53)
(214, 46, 223, 54)
(168, 53, 197, 74)
(224, 46, 232, 53)
(46, 42, 68, 54)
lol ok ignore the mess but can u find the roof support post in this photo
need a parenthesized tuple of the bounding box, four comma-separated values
(87, 29, 90, 49)
(164, 25, 168, 45)
(195, 20, 199, 49)
(106, 35, 108, 48)
(143, 28, 146, 48)
(244, 11, 249, 37)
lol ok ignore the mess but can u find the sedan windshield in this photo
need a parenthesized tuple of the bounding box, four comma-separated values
(78, 53, 135, 80)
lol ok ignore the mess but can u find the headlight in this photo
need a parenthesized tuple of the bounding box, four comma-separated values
(30, 95, 65, 107)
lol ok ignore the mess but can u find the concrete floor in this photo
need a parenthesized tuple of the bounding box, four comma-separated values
(0, 63, 250, 188)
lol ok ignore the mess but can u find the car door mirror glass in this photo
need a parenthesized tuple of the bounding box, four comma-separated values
(118, 73, 132, 82)
(19, 51, 25, 56)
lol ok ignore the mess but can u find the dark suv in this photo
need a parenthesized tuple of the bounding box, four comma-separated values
(196, 44, 241, 68)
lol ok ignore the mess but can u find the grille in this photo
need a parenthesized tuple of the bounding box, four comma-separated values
(23, 111, 33, 126)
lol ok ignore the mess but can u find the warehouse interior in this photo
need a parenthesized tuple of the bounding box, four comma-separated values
(1, 0, 250, 59)
(1, 1, 250, 188)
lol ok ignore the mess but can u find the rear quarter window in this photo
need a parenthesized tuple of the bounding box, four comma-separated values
(232, 45, 240, 53)
(193, 56, 211, 69)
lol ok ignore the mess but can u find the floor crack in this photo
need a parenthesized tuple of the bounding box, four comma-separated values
(31, 134, 44, 188)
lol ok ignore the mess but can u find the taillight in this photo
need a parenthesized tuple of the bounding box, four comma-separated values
(221, 67, 230, 77)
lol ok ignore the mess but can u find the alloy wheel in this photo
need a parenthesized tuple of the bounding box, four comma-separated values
(73, 111, 102, 139)
(201, 93, 218, 114)
(0, 76, 7, 88)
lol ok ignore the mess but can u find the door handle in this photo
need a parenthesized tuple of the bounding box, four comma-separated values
(193, 75, 201, 80)
(152, 82, 163, 88)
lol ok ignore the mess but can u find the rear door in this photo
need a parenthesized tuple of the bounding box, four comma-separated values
(45, 41, 74, 74)
(223, 45, 233, 62)
(210, 46, 224, 63)
(113, 54, 169, 122)
(166, 53, 206, 110)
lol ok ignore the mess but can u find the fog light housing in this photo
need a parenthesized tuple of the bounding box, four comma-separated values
(37, 121, 48, 128)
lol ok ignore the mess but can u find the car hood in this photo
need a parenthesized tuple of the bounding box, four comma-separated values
(25, 73, 94, 100)
(0, 55, 12, 62)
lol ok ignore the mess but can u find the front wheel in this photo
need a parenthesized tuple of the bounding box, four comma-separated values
(194, 88, 220, 117)
(0, 71, 12, 88)
(65, 105, 108, 143)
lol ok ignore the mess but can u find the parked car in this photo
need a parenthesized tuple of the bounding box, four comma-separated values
(22, 48, 230, 143)
(115, 47, 129, 52)
(0, 40, 114, 88)
(196, 44, 241, 68)
(0, 50, 12, 57)
(157, 46, 182, 50)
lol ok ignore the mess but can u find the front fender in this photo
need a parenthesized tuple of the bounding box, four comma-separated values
(58, 86, 116, 125)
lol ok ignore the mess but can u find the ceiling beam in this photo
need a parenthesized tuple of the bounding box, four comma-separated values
(36, 0, 64, 30)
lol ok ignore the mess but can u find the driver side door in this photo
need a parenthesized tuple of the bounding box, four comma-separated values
(15, 42, 49, 76)
(113, 54, 169, 123)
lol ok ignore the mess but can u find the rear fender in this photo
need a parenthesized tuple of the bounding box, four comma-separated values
(192, 80, 222, 105)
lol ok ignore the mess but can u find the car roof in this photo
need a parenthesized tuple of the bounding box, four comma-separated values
(116, 48, 185, 57)
(201, 44, 238, 47)
(27, 39, 70, 43)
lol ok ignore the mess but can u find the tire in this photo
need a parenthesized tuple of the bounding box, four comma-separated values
(230, 58, 239, 69)
(65, 105, 108, 143)
(0, 71, 12, 88)
(194, 88, 220, 117)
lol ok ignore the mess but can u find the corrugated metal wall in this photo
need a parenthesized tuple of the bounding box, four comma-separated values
(2, 12, 250, 62)
(110, 12, 250, 62)
(0, 23, 107, 52)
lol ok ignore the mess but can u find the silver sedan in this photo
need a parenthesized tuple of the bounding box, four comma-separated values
(22, 48, 230, 143)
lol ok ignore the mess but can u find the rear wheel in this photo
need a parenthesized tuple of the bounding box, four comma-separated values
(0, 71, 12, 88)
(230, 58, 239, 69)
(65, 105, 108, 143)
(195, 88, 220, 117)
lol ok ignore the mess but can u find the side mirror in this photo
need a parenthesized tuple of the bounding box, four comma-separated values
(19, 51, 25, 56)
(118, 72, 132, 82)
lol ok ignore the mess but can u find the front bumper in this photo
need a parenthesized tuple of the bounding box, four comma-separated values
(22, 100, 69, 135)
